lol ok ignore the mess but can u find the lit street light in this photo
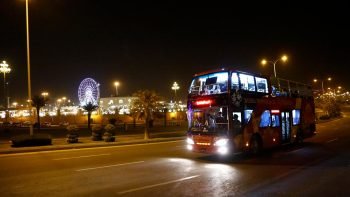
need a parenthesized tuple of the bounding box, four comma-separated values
(41, 92, 49, 99)
(261, 55, 288, 79)
(114, 81, 120, 96)
(0, 60, 11, 108)
(313, 77, 332, 95)
(171, 82, 180, 101)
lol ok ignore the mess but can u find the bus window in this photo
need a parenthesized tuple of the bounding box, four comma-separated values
(271, 114, 280, 127)
(232, 112, 242, 122)
(189, 72, 228, 96)
(255, 77, 269, 93)
(292, 109, 301, 125)
(239, 73, 256, 92)
(231, 72, 239, 90)
(244, 109, 253, 124)
(259, 110, 271, 127)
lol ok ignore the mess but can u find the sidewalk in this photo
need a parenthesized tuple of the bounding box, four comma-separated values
(0, 131, 186, 155)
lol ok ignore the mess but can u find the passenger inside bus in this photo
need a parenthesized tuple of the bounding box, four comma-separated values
(212, 84, 221, 94)
(232, 114, 241, 135)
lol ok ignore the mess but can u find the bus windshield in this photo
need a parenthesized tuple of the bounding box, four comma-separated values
(188, 106, 229, 134)
(189, 72, 228, 96)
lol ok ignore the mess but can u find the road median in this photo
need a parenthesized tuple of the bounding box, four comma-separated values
(0, 135, 186, 155)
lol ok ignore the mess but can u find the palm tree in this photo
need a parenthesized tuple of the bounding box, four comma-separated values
(82, 102, 99, 130)
(132, 90, 160, 139)
(31, 95, 48, 130)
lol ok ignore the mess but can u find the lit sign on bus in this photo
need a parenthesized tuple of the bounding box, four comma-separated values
(195, 100, 212, 106)
(271, 109, 280, 114)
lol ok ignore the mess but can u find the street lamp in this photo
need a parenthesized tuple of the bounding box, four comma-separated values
(41, 92, 49, 100)
(171, 82, 180, 101)
(313, 77, 332, 95)
(261, 55, 288, 78)
(114, 81, 120, 96)
(0, 60, 11, 108)
(25, 0, 33, 136)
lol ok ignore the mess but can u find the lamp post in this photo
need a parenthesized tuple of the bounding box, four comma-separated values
(313, 77, 331, 95)
(25, 0, 33, 136)
(171, 82, 180, 101)
(261, 55, 288, 79)
(114, 81, 120, 96)
(0, 61, 11, 108)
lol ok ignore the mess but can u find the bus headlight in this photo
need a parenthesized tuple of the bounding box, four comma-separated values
(186, 137, 194, 145)
(218, 147, 228, 155)
(187, 145, 193, 150)
(214, 138, 228, 147)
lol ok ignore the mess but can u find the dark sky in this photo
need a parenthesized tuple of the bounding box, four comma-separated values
(0, 1, 349, 104)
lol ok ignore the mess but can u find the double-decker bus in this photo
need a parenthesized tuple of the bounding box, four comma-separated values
(186, 68, 316, 155)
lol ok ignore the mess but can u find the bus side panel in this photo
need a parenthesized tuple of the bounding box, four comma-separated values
(301, 97, 316, 138)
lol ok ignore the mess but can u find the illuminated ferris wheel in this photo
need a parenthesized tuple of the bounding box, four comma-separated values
(78, 78, 100, 106)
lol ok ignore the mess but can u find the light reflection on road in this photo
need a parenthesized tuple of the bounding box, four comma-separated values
(166, 157, 241, 195)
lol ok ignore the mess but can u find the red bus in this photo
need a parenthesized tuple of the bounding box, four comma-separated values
(186, 68, 316, 155)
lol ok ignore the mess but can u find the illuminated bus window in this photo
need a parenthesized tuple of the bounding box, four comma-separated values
(232, 112, 242, 122)
(292, 109, 301, 125)
(271, 114, 280, 127)
(231, 72, 239, 90)
(239, 73, 256, 92)
(255, 77, 268, 93)
(259, 110, 271, 127)
(244, 109, 253, 123)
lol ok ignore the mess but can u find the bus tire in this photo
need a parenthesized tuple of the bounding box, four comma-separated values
(250, 135, 262, 155)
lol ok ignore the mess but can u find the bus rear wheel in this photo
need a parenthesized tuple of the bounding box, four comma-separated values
(250, 135, 262, 155)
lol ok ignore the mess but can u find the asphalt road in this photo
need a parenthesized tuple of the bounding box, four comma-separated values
(0, 106, 349, 196)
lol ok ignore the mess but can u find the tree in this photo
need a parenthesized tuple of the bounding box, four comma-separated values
(315, 94, 341, 118)
(31, 95, 48, 130)
(82, 102, 99, 130)
(129, 106, 139, 128)
(132, 90, 160, 139)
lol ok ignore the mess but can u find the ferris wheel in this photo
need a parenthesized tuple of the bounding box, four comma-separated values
(78, 78, 100, 106)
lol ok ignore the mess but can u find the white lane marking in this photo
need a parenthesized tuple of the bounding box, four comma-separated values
(118, 175, 200, 195)
(76, 161, 144, 172)
(0, 140, 184, 157)
(53, 153, 111, 160)
(326, 138, 338, 143)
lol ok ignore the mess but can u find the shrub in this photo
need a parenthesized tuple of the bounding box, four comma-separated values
(66, 124, 79, 132)
(92, 124, 103, 132)
(66, 124, 79, 143)
(91, 124, 103, 141)
(319, 115, 330, 120)
(11, 134, 52, 147)
(103, 124, 116, 142)
(104, 124, 116, 132)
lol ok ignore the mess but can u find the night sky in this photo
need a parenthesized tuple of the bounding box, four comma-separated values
(0, 1, 349, 104)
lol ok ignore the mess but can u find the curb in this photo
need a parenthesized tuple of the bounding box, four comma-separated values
(0, 136, 186, 155)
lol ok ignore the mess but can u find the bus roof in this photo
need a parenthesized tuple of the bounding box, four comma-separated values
(193, 67, 266, 78)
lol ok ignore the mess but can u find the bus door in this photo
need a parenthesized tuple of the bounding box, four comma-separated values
(281, 111, 291, 143)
